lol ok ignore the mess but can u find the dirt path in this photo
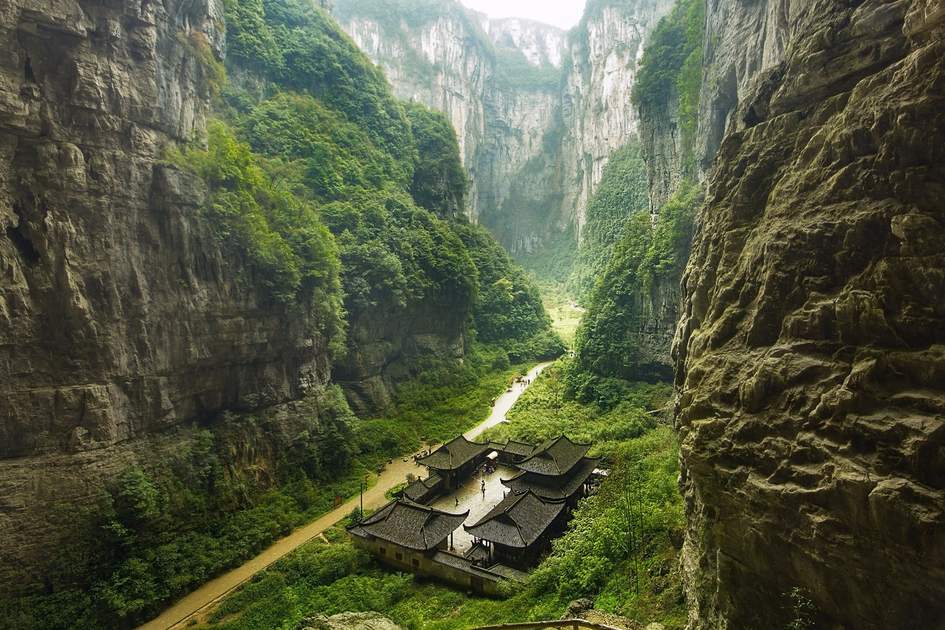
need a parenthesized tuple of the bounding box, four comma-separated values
(138, 361, 552, 630)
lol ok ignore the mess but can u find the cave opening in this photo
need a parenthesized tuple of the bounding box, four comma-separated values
(24, 55, 35, 83)
(6, 214, 40, 264)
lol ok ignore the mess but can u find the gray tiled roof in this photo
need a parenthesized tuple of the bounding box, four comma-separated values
(403, 472, 444, 502)
(349, 499, 467, 550)
(516, 435, 591, 476)
(418, 435, 490, 471)
(463, 490, 565, 548)
(494, 439, 535, 457)
(502, 456, 600, 499)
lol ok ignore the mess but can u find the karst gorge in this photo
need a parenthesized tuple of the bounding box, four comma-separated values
(0, 0, 942, 628)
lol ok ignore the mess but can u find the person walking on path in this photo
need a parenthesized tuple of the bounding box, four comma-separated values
(481, 479, 486, 498)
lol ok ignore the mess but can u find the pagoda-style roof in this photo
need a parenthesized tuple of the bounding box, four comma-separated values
(417, 435, 490, 471)
(502, 456, 600, 499)
(349, 499, 468, 550)
(402, 472, 443, 502)
(488, 439, 535, 458)
(464, 490, 565, 549)
(516, 435, 591, 477)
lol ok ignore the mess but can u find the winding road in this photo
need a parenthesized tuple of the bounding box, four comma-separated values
(138, 361, 552, 630)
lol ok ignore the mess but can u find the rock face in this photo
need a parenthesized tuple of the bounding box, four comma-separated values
(0, 0, 267, 459)
(334, 299, 467, 414)
(673, 0, 945, 627)
(300, 611, 403, 630)
(560, 1, 674, 228)
(0, 0, 344, 588)
(335, 0, 672, 252)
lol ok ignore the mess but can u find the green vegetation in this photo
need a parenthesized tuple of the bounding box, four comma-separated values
(454, 221, 565, 361)
(167, 122, 344, 331)
(195, 362, 685, 630)
(494, 46, 562, 92)
(223, 0, 416, 178)
(514, 222, 578, 286)
(353, 347, 530, 458)
(0, 354, 531, 630)
(569, 142, 649, 302)
(632, 0, 705, 171)
(406, 103, 468, 215)
(1, 1, 565, 627)
(569, 182, 700, 398)
(217, 0, 556, 358)
(536, 280, 585, 348)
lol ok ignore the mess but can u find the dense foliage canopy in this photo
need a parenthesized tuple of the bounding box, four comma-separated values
(453, 221, 565, 360)
(569, 182, 699, 399)
(406, 103, 468, 215)
(223, 0, 417, 180)
(214, 0, 554, 355)
(570, 142, 649, 300)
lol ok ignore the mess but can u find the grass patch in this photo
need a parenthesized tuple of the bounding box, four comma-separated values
(533, 280, 584, 349)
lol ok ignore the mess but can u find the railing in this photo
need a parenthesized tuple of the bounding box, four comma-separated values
(473, 620, 622, 630)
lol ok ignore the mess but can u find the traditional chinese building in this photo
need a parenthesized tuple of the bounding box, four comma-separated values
(353, 434, 605, 591)
(463, 490, 568, 568)
(488, 439, 535, 465)
(501, 435, 600, 506)
(348, 498, 512, 595)
(416, 435, 490, 489)
(402, 472, 443, 503)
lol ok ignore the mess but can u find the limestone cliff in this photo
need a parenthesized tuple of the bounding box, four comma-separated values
(561, 0, 674, 229)
(335, 0, 671, 252)
(0, 0, 345, 585)
(673, 0, 945, 627)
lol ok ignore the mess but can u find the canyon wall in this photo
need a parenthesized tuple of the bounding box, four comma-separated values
(0, 0, 337, 585)
(335, 0, 672, 252)
(673, 0, 945, 627)
(560, 0, 673, 228)
(0, 0, 439, 587)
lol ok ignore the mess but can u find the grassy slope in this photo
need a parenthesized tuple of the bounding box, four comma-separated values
(197, 361, 686, 630)
(535, 280, 585, 349)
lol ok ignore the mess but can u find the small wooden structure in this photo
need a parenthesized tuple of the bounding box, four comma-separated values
(464, 490, 567, 568)
(417, 435, 491, 489)
(402, 472, 444, 503)
(488, 439, 536, 465)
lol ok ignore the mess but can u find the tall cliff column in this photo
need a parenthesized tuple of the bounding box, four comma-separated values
(673, 0, 945, 628)
(561, 0, 674, 232)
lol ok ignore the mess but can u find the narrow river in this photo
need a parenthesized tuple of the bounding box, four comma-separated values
(138, 361, 553, 630)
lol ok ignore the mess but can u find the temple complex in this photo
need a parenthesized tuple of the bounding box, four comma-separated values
(348, 434, 603, 595)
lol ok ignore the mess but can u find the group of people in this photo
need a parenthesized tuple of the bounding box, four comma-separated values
(505, 375, 531, 393)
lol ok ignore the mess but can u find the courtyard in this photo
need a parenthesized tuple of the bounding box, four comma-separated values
(428, 462, 519, 553)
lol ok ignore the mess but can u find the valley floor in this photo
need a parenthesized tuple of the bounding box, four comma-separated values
(188, 360, 686, 630)
(139, 363, 552, 630)
(537, 282, 585, 349)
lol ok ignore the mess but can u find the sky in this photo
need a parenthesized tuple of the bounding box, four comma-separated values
(460, 0, 587, 30)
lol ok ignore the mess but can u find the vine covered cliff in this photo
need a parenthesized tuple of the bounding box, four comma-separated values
(0, 0, 559, 624)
